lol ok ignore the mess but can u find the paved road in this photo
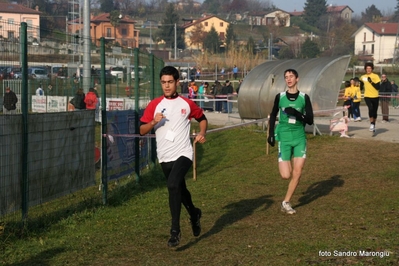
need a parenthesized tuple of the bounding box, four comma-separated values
(204, 105, 399, 143)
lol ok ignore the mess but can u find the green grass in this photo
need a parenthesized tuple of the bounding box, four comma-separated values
(1, 125, 399, 265)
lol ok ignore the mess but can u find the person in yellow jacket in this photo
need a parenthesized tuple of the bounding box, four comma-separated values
(343, 80, 354, 120)
(360, 62, 380, 132)
(351, 77, 362, 121)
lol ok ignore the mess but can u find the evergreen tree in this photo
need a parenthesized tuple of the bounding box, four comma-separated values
(303, 0, 327, 28)
(203, 26, 220, 54)
(360, 5, 383, 23)
(100, 0, 115, 13)
(392, 0, 399, 22)
(300, 38, 320, 58)
(158, 3, 184, 50)
(225, 24, 236, 52)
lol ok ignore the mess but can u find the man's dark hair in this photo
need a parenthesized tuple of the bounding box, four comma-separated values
(364, 62, 374, 70)
(160, 66, 179, 80)
(284, 69, 299, 78)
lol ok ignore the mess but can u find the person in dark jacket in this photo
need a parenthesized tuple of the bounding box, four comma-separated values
(379, 74, 392, 122)
(3, 87, 18, 114)
(71, 88, 86, 110)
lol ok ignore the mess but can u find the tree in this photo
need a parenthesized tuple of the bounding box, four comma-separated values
(100, 0, 115, 13)
(158, 3, 184, 50)
(203, 26, 220, 54)
(229, 0, 248, 12)
(278, 46, 295, 59)
(247, 36, 255, 54)
(225, 24, 236, 52)
(303, 0, 327, 28)
(300, 38, 320, 58)
(189, 23, 206, 50)
(360, 5, 383, 23)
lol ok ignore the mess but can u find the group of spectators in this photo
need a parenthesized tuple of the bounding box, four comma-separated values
(179, 79, 242, 113)
(342, 63, 399, 126)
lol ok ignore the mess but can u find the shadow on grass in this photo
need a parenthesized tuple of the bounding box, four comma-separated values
(176, 194, 274, 251)
(5, 247, 65, 266)
(294, 175, 344, 209)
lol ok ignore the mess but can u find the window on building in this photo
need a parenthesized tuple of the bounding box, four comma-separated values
(26, 20, 33, 27)
(363, 45, 365, 54)
(106, 28, 111, 37)
(372, 32, 375, 41)
(220, 22, 223, 27)
(371, 44, 374, 54)
(8, 31, 15, 39)
(8, 18, 14, 24)
(363, 32, 366, 42)
(205, 22, 208, 27)
(121, 28, 127, 36)
(220, 32, 225, 40)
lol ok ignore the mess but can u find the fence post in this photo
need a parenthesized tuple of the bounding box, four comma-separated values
(134, 48, 140, 182)
(20, 22, 29, 221)
(100, 37, 108, 205)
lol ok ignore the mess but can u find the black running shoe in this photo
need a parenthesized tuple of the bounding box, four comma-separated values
(190, 208, 202, 237)
(167, 230, 181, 247)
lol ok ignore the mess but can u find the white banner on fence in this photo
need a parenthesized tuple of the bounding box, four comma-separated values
(32, 96, 47, 113)
(106, 98, 125, 110)
(47, 96, 68, 112)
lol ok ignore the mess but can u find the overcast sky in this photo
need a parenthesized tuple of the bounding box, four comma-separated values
(272, 0, 397, 16)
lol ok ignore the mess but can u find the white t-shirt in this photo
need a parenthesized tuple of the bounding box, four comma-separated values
(140, 95, 204, 163)
(36, 87, 44, 96)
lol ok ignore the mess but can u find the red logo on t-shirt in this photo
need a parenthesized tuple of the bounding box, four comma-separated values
(181, 109, 187, 115)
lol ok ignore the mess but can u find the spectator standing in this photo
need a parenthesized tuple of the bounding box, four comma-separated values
(342, 80, 354, 120)
(379, 74, 392, 122)
(232, 65, 238, 80)
(198, 82, 205, 109)
(195, 68, 201, 80)
(222, 80, 234, 113)
(213, 80, 223, 113)
(36, 84, 44, 96)
(84, 87, 99, 110)
(3, 87, 18, 114)
(359, 62, 380, 133)
(267, 69, 314, 215)
(71, 88, 86, 110)
(139, 66, 207, 247)
(180, 79, 189, 95)
(391, 80, 398, 108)
(352, 77, 362, 121)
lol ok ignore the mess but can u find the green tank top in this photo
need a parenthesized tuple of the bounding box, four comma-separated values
(276, 91, 306, 140)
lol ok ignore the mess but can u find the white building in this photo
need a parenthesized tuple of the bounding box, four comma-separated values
(351, 23, 398, 63)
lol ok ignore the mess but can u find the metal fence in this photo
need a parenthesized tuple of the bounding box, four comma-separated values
(0, 21, 165, 229)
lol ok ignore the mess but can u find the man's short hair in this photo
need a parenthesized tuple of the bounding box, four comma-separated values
(160, 66, 179, 80)
(364, 62, 374, 70)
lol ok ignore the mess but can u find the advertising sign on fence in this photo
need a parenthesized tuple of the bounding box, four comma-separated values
(31, 96, 47, 113)
(47, 96, 68, 112)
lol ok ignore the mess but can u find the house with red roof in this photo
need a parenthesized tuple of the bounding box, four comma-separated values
(351, 23, 398, 63)
(248, 9, 291, 27)
(289, 5, 353, 23)
(0, 3, 41, 41)
(69, 13, 139, 48)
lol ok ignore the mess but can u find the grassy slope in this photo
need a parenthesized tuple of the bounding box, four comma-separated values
(1, 125, 399, 265)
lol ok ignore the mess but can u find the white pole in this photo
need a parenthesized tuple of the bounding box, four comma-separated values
(174, 23, 177, 59)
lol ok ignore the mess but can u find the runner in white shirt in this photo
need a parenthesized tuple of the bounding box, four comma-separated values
(140, 66, 208, 247)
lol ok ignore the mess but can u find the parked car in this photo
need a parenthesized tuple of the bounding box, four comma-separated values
(28, 67, 49, 80)
(93, 69, 116, 84)
(130, 66, 145, 80)
(9, 67, 21, 79)
(109, 66, 124, 80)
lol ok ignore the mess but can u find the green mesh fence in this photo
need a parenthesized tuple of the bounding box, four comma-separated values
(0, 20, 165, 232)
